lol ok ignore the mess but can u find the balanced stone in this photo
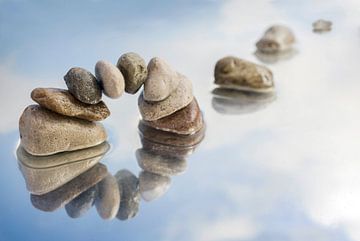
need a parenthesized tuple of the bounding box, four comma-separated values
(31, 88, 110, 121)
(142, 98, 203, 135)
(136, 149, 187, 176)
(64, 67, 102, 104)
(31, 163, 107, 212)
(65, 186, 97, 218)
(95, 173, 121, 220)
(115, 169, 140, 220)
(19, 105, 107, 156)
(95, 60, 125, 99)
(313, 19, 332, 32)
(117, 52, 147, 94)
(256, 25, 295, 53)
(214, 56, 274, 93)
(143, 57, 181, 102)
(139, 171, 171, 202)
(138, 76, 193, 121)
(17, 144, 108, 195)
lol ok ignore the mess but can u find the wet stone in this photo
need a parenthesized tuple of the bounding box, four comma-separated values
(117, 52, 147, 94)
(139, 171, 171, 202)
(95, 60, 125, 99)
(31, 88, 110, 121)
(64, 67, 102, 104)
(65, 186, 97, 218)
(256, 25, 295, 53)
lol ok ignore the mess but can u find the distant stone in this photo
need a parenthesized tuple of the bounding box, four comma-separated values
(95, 60, 125, 99)
(19, 105, 107, 156)
(64, 67, 102, 104)
(256, 25, 295, 53)
(115, 170, 140, 220)
(138, 76, 193, 121)
(117, 52, 147, 94)
(139, 171, 171, 202)
(254, 48, 297, 64)
(17, 143, 108, 195)
(143, 57, 181, 102)
(142, 98, 203, 135)
(65, 186, 97, 218)
(95, 173, 121, 220)
(31, 88, 110, 121)
(313, 19, 332, 33)
(31, 164, 107, 212)
(214, 56, 274, 93)
(136, 149, 187, 176)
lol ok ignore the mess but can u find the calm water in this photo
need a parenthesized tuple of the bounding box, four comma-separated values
(1, 0, 360, 240)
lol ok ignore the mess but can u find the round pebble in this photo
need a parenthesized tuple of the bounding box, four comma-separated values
(95, 60, 125, 99)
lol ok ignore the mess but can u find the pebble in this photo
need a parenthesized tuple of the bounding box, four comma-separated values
(19, 105, 107, 156)
(142, 98, 203, 135)
(65, 186, 97, 218)
(138, 121, 206, 147)
(139, 171, 171, 202)
(116, 52, 147, 94)
(212, 88, 276, 115)
(31, 88, 110, 121)
(214, 56, 274, 93)
(95, 60, 125, 99)
(115, 169, 140, 220)
(64, 67, 102, 104)
(138, 76, 193, 121)
(136, 149, 187, 176)
(17, 144, 107, 195)
(313, 19, 332, 32)
(95, 173, 121, 220)
(31, 163, 107, 212)
(256, 25, 295, 53)
(143, 57, 181, 102)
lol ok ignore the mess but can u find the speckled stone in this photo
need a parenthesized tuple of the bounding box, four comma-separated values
(64, 67, 102, 104)
(313, 19, 332, 32)
(256, 25, 295, 53)
(139, 171, 171, 202)
(17, 144, 108, 195)
(65, 186, 97, 218)
(138, 76, 193, 121)
(143, 57, 181, 102)
(19, 105, 107, 156)
(31, 164, 107, 212)
(31, 88, 110, 121)
(212, 88, 276, 115)
(142, 98, 203, 135)
(136, 149, 187, 176)
(95, 60, 125, 99)
(214, 56, 274, 93)
(115, 170, 140, 220)
(95, 173, 121, 220)
(116, 52, 147, 94)
(138, 121, 206, 147)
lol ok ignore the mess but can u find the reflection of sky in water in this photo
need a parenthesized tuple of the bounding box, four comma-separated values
(1, 0, 360, 240)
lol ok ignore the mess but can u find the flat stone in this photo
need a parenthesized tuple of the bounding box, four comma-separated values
(116, 52, 147, 94)
(95, 60, 125, 99)
(212, 88, 276, 115)
(115, 169, 140, 220)
(17, 144, 107, 195)
(31, 163, 107, 212)
(139, 171, 171, 202)
(31, 88, 110, 121)
(138, 121, 206, 147)
(64, 67, 102, 104)
(214, 56, 274, 93)
(65, 186, 97, 218)
(136, 149, 187, 176)
(256, 25, 295, 53)
(143, 57, 181, 102)
(138, 76, 193, 121)
(19, 105, 107, 156)
(313, 19, 332, 32)
(95, 173, 121, 220)
(142, 98, 204, 135)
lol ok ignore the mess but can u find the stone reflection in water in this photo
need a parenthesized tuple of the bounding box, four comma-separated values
(254, 48, 297, 64)
(212, 88, 276, 115)
(139, 171, 171, 202)
(65, 186, 97, 218)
